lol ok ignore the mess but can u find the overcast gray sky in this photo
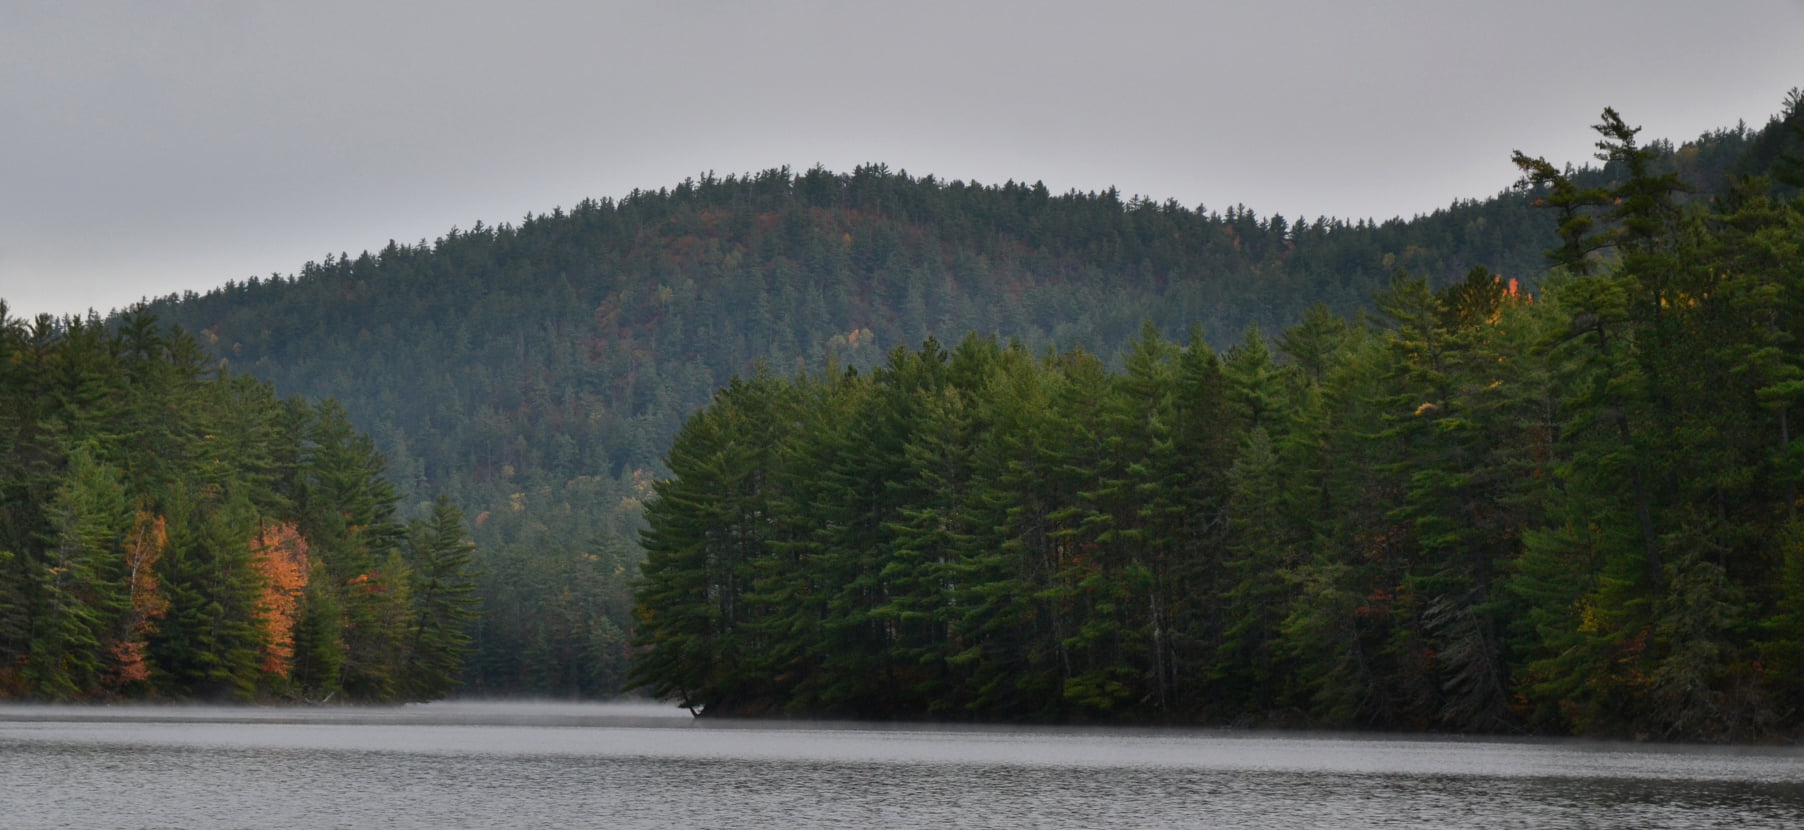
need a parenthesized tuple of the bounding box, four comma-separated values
(4, 0, 1803, 320)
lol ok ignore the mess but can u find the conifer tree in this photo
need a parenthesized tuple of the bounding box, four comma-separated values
(28, 443, 129, 699)
(401, 496, 479, 700)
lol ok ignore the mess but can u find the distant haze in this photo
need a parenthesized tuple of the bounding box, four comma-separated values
(3, 0, 1802, 319)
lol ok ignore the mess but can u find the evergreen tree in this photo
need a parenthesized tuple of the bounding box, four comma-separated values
(27, 443, 129, 699)
(401, 496, 480, 700)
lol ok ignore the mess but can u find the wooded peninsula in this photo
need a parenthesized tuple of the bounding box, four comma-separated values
(631, 105, 1804, 739)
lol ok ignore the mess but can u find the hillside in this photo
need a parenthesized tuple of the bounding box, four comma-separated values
(147, 99, 1798, 697)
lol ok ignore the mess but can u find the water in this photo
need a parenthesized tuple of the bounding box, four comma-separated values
(3, 701, 1802, 829)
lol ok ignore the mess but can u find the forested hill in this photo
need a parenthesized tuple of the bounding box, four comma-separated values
(631, 103, 1804, 738)
(146, 101, 1794, 698)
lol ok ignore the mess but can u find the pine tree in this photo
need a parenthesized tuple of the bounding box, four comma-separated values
(401, 496, 479, 700)
(628, 371, 791, 713)
(28, 443, 129, 699)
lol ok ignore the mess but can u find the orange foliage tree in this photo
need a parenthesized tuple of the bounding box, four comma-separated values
(105, 510, 170, 689)
(250, 522, 311, 677)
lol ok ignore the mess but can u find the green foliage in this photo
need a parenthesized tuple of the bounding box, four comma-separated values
(628, 101, 1804, 738)
(0, 306, 476, 702)
(400, 496, 480, 701)
(28, 443, 129, 699)
(145, 158, 1593, 696)
(118, 92, 1804, 724)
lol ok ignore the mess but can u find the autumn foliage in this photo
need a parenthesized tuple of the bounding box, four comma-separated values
(105, 510, 171, 689)
(250, 522, 310, 677)
(0, 309, 481, 703)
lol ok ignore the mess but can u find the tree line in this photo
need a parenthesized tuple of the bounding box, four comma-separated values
(631, 105, 1804, 739)
(0, 308, 477, 701)
(147, 92, 1796, 700)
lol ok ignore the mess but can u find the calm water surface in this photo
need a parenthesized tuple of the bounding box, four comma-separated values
(3, 701, 1802, 828)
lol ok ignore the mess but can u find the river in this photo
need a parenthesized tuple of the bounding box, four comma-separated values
(2, 701, 1801, 828)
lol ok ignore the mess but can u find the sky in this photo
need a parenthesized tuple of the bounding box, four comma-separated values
(4, 0, 1804, 320)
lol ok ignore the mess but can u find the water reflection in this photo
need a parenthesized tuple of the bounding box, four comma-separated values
(2, 701, 1801, 829)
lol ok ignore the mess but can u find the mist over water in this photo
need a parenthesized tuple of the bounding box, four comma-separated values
(3, 702, 1802, 829)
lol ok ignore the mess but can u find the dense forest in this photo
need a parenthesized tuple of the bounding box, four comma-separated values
(137, 90, 1804, 710)
(142, 100, 1791, 698)
(0, 308, 477, 701)
(631, 103, 1804, 739)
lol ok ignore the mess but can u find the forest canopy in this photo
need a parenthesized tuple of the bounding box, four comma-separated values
(629, 102, 1804, 739)
(132, 91, 1804, 716)
(0, 309, 476, 702)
